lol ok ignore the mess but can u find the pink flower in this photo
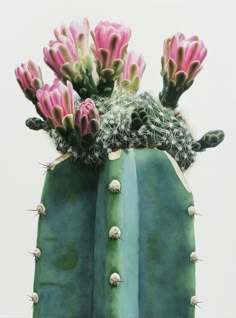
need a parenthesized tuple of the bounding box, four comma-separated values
(36, 79, 74, 127)
(43, 18, 90, 78)
(91, 21, 132, 68)
(15, 60, 43, 99)
(121, 50, 146, 80)
(74, 98, 100, 136)
(54, 19, 90, 55)
(162, 32, 207, 81)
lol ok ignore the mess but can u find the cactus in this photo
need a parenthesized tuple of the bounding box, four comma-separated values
(16, 18, 224, 318)
(33, 149, 196, 318)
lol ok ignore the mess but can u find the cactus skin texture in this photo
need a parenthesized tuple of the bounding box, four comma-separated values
(33, 148, 195, 318)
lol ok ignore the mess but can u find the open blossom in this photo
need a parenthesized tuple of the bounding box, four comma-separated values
(43, 18, 90, 78)
(36, 79, 74, 127)
(15, 60, 43, 99)
(121, 50, 146, 80)
(91, 21, 131, 68)
(162, 32, 207, 81)
(75, 98, 100, 136)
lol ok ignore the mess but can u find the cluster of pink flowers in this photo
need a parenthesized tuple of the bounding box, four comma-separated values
(15, 18, 147, 130)
(15, 18, 208, 134)
(35, 79, 99, 135)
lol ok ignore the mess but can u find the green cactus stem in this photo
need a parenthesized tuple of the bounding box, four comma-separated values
(25, 118, 50, 131)
(96, 59, 124, 97)
(61, 56, 98, 99)
(33, 148, 196, 318)
(191, 130, 225, 152)
(159, 72, 193, 109)
(130, 106, 148, 130)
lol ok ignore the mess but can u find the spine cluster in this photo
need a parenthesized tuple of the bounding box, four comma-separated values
(51, 91, 196, 171)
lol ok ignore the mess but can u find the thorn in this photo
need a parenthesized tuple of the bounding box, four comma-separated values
(190, 252, 203, 263)
(188, 206, 202, 217)
(29, 248, 41, 261)
(29, 292, 39, 304)
(39, 162, 56, 174)
(28, 203, 46, 216)
(39, 153, 72, 174)
(190, 296, 202, 308)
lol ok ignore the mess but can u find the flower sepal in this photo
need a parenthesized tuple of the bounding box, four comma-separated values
(23, 87, 37, 103)
(95, 58, 124, 96)
(159, 69, 194, 109)
(54, 114, 79, 146)
(120, 77, 140, 94)
(111, 59, 124, 80)
(60, 54, 97, 99)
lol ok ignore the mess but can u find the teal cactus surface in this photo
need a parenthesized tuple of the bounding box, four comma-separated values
(33, 149, 195, 318)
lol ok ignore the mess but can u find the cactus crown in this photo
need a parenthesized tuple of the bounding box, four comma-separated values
(16, 18, 224, 171)
(49, 91, 195, 170)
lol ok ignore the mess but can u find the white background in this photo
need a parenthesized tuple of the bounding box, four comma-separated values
(0, 0, 235, 317)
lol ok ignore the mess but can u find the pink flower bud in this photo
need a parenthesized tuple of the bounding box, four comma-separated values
(74, 98, 100, 135)
(54, 19, 90, 55)
(43, 18, 91, 78)
(15, 60, 43, 99)
(91, 21, 132, 68)
(121, 50, 146, 80)
(36, 79, 74, 127)
(162, 32, 207, 81)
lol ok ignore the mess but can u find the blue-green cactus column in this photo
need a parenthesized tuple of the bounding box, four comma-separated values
(135, 149, 196, 317)
(93, 148, 196, 317)
(93, 149, 139, 318)
(32, 148, 196, 318)
(33, 159, 100, 318)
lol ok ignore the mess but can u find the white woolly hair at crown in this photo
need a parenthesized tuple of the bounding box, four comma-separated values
(51, 89, 196, 171)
